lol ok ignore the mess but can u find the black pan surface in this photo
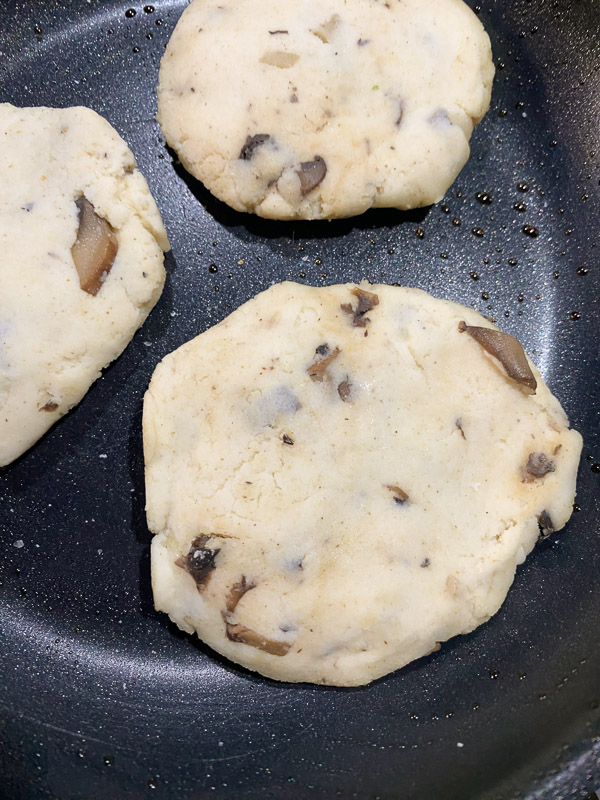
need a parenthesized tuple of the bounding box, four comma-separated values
(0, 1, 599, 798)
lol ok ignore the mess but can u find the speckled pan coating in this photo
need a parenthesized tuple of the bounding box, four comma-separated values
(157, 0, 494, 219)
(144, 282, 581, 686)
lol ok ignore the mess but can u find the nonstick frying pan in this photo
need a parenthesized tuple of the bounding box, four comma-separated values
(0, 1, 599, 798)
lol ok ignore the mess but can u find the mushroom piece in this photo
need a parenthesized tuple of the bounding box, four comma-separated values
(311, 14, 341, 43)
(385, 484, 409, 505)
(71, 196, 118, 296)
(307, 345, 340, 382)
(239, 133, 271, 160)
(297, 156, 327, 195)
(225, 575, 256, 614)
(458, 321, 537, 394)
(39, 400, 59, 412)
(523, 452, 555, 482)
(223, 576, 292, 657)
(341, 287, 380, 328)
(225, 624, 292, 656)
(337, 378, 351, 402)
(175, 535, 221, 591)
(537, 510, 555, 541)
(259, 51, 299, 69)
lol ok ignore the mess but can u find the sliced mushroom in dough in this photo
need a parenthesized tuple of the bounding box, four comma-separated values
(157, 0, 494, 219)
(0, 103, 169, 466)
(144, 282, 581, 686)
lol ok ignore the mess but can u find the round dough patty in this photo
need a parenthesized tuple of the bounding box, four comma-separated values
(144, 282, 581, 686)
(0, 104, 169, 467)
(157, 0, 494, 220)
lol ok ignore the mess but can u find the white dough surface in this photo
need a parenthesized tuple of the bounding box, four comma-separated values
(0, 104, 169, 466)
(157, 0, 494, 219)
(144, 282, 581, 686)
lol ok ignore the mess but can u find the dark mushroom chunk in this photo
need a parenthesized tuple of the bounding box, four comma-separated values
(297, 156, 327, 195)
(282, 433, 294, 445)
(71, 196, 118, 295)
(421, 558, 431, 568)
(176, 535, 221, 591)
(458, 321, 537, 394)
(315, 343, 329, 356)
(523, 452, 555, 482)
(307, 346, 340, 382)
(337, 378, 351, 402)
(239, 133, 271, 160)
(341, 287, 380, 328)
(225, 623, 291, 656)
(537, 510, 555, 541)
(385, 484, 409, 505)
(354, 287, 379, 315)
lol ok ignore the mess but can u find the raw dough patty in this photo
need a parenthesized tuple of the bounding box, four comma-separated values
(0, 104, 170, 467)
(157, 0, 494, 220)
(144, 282, 582, 686)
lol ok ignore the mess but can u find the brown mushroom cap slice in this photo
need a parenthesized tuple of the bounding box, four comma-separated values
(337, 378, 351, 402)
(458, 321, 537, 394)
(259, 51, 299, 69)
(239, 134, 271, 160)
(385, 484, 409, 505)
(222, 576, 292, 656)
(225, 623, 292, 656)
(71, 196, 118, 296)
(298, 156, 327, 195)
(307, 346, 341, 382)
(224, 575, 256, 614)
